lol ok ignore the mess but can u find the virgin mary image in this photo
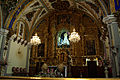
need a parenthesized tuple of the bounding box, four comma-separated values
(58, 32, 70, 47)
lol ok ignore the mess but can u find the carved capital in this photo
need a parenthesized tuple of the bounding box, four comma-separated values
(103, 15, 117, 24)
(0, 28, 9, 35)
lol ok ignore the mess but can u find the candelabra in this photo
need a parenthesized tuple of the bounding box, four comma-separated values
(69, 28, 80, 43)
(30, 33, 41, 57)
(30, 33, 41, 45)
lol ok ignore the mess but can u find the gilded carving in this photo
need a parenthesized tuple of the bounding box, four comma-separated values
(30, 10, 104, 67)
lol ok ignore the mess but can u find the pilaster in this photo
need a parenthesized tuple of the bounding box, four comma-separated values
(103, 15, 120, 77)
(0, 28, 9, 60)
(26, 42, 31, 73)
(0, 28, 8, 76)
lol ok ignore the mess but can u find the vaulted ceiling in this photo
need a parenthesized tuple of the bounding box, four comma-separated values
(1, 0, 110, 40)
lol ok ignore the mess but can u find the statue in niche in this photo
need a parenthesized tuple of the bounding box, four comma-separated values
(57, 31, 70, 48)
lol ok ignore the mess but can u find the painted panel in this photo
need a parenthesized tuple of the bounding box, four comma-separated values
(114, 0, 120, 11)
(57, 30, 70, 48)
(86, 40, 96, 55)
(110, 0, 120, 13)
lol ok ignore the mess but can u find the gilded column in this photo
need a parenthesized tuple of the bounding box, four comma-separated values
(32, 45, 35, 58)
(44, 34, 48, 58)
(26, 43, 31, 73)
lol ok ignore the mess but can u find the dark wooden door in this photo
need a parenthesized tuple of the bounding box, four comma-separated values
(87, 61, 97, 78)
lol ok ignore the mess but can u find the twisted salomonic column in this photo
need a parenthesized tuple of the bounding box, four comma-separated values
(103, 15, 120, 77)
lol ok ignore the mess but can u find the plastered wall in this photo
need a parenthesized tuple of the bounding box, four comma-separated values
(6, 40, 28, 74)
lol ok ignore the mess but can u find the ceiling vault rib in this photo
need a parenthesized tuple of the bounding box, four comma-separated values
(77, 3, 101, 25)
(30, 7, 43, 31)
(97, 0, 108, 16)
(39, 0, 49, 11)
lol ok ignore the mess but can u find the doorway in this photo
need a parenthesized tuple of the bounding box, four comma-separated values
(87, 61, 97, 78)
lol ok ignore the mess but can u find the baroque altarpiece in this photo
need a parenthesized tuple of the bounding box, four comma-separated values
(29, 10, 104, 76)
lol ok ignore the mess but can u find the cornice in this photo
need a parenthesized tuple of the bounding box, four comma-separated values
(103, 15, 117, 24)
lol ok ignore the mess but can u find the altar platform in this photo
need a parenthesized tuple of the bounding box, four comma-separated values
(0, 76, 120, 80)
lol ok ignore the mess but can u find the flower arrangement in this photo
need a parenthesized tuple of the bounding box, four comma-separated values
(98, 56, 110, 67)
(34, 68, 63, 77)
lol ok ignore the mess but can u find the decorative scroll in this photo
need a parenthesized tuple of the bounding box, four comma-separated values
(57, 15, 71, 25)
(26, 11, 36, 22)
(51, 0, 70, 10)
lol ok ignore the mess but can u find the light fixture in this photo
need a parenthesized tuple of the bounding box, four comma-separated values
(18, 47, 21, 54)
(30, 33, 41, 45)
(69, 28, 80, 43)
